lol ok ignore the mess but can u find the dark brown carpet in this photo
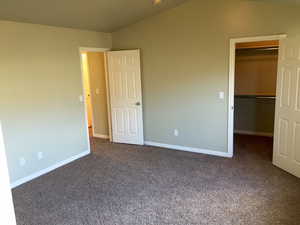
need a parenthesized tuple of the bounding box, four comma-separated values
(12, 135, 300, 225)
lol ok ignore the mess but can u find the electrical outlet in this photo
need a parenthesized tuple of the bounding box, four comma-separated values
(174, 129, 179, 137)
(37, 152, 43, 160)
(19, 158, 26, 167)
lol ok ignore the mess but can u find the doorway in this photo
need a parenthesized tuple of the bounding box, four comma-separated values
(80, 48, 144, 146)
(80, 48, 111, 143)
(228, 35, 287, 158)
(228, 35, 300, 178)
(234, 40, 279, 160)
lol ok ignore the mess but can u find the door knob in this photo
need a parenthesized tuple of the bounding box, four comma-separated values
(135, 102, 141, 106)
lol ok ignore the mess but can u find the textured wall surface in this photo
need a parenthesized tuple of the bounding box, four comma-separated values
(0, 20, 111, 183)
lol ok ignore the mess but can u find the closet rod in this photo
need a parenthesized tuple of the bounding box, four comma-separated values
(255, 96, 276, 99)
(235, 95, 276, 99)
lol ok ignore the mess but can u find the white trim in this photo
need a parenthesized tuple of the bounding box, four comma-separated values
(145, 141, 232, 158)
(234, 130, 274, 137)
(0, 122, 17, 224)
(11, 150, 90, 189)
(228, 34, 287, 157)
(93, 133, 109, 139)
(79, 47, 111, 52)
(79, 47, 112, 143)
(104, 52, 113, 142)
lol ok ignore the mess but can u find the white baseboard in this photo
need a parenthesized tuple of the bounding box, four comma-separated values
(93, 133, 109, 139)
(144, 141, 232, 158)
(11, 150, 90, 189)
(234, 130, 273, 137)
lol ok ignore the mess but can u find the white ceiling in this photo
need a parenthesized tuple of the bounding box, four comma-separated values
(0, 0, 188, 32)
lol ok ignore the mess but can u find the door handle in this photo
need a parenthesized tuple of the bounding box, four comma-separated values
(135, 102, 141, 106)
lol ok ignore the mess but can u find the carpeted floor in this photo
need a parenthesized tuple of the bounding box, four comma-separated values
(12, 135, 300, 225)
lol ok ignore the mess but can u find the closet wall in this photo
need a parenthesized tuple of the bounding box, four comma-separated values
(234, 48, 278, 136)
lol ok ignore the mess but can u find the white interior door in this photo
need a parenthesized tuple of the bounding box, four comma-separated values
(107, 50, 144, 145)
(273, 36, 300, 178)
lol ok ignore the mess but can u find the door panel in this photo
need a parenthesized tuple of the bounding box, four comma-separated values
(296, 68, 300, 111)
(294, 123, 300, 163)
(278, 118, 289, 157)
(107, 50, 144, 145)
(279, 68, 291, 107)
(273, 36, 300, 178)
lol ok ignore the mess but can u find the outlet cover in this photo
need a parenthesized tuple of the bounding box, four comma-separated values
(19, 158, 26, 167)
(37, 152, 43, 160)
(174, 129, 179, 137)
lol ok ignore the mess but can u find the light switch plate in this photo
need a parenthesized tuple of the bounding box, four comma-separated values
(219, 92, 224, 99)
(79, 95, 84, 102)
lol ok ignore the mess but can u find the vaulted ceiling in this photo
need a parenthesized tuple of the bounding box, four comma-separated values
(0, 0, 188, 32)
(1, 0, 300, 32)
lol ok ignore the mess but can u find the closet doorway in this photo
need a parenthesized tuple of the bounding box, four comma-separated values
(228, 35, 300, 178)
(234, 40, 279, 160)
(227, 35, 287, 159)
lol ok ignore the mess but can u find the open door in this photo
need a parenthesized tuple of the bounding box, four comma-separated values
(273, 36, 300, 178)
(107, 50, 144, 145)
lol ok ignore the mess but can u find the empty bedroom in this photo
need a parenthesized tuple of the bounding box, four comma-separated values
(0, 0, 300, 224)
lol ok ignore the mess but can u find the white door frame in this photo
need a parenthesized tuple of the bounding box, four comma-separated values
(0, 122, 17, 225)
(79, 47, 113, 150)
(227, 34, 287, 157)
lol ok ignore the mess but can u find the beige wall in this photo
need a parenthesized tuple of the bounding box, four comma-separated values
(0, 20, 111, 184)
(87, 52, 109, 136)
(112, 0, 300, 153)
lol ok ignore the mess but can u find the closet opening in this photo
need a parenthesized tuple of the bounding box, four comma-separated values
(233, 40, 279, 160)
